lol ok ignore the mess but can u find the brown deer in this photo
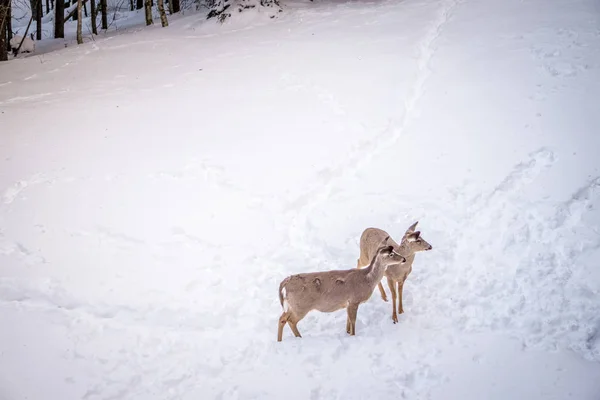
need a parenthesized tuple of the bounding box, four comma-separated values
(356, 222, 433, 323)
(277, 236, 406, 342)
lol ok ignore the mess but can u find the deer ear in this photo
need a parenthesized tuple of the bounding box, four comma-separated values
(378, 235, 390, 248)
(406, 221, 418, 234)
(407, 231, 421, 241)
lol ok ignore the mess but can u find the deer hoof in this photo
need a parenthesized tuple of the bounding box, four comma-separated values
(392, 315, 398, 324)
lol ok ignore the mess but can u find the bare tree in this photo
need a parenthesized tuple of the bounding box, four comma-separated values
(76, 0, 82, 43)
(46, 0, 49, 14)
(144, 0, 152, 25)
(101, 0, 107, 29)
(167, 0, 172, 14)
(0, 0, 8, 61)
(72, 0, 86, 19)
(129, 0, 133, 11)
(36, 0, 42, 40)
(157, 0, 167, 26)
(29, 0, 36, 18)
(6, 0, 12, 52)
(171, 0, 179, 12)
(54, 0, 64, 37)
(90, 0, 97, 33)
(136, 0, 142, 10)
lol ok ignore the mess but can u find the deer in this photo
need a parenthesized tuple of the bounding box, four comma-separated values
(277, 236, 406, 342)
(356, 221, 433, 323)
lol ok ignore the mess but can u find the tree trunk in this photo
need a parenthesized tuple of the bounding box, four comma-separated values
(46, 0, 50, 14)
(83, 1, 87, 17)
(129, 0, 133, 11)
(157, 0, 167, 27)
(36, 0, 42, 40)
(90, 0, 97, 34)
(100, 0, 107, 29)
(76, 0, 82, 44)
(171, 0, 179, 13)
(51, 0, 54, 10)
(6, 0, 12, 52)
(136, 0, 142, 10)
(30, 0, 36, 19)
(54, 0, 64, 37)
(167, 0, 172, 14)
(144, 0, 152, 25)
(0, 0, 8, 61)
(150, 0, 153, 7)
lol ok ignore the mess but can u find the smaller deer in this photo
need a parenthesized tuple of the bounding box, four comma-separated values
(277, 237, 406, 342)
(357, 222, 433, 323)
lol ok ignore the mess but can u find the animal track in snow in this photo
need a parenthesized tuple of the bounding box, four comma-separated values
(279, 0, 469, 264)
(529, 28, 593, 79)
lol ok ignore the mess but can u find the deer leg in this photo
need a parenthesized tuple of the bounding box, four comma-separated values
(387, 278, 398, 324)
(288, 319, 302, 338)
(346, 315, 351, 334)
(397, 278, 406, 315)
(279, 311, 303, 341)
(277, 311, 289, 342)
(289, 311, 307, 338)
(378, 281, 389, 302)
(347, 303, 359, 335)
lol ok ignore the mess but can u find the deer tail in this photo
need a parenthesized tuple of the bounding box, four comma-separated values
(279, 277, 290, 310)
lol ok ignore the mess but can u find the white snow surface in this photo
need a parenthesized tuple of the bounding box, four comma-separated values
(8, 35, 36, 53)
(1, 0, 600, 398)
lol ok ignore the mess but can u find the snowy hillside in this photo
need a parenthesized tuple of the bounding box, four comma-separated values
(1, 0, 600, 398)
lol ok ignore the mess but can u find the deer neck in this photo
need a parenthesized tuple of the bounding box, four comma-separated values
(398, 242, 416, 265)
(365, 258, 387, 283)
(403, 253, 416, 266)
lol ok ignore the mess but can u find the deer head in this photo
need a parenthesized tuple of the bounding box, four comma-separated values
(402, 221, 433, 252)
(376, 236, 407, 265)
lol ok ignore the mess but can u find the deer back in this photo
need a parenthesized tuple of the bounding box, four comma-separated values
(282, 268, 378, 313)
(360, 228, 400, 260)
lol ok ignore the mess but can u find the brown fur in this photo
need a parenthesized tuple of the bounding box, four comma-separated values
(356, 221, 433, 323)
(277, 237, 406, 341)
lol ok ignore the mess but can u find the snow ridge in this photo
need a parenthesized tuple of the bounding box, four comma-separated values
(422, 148, 600, 362)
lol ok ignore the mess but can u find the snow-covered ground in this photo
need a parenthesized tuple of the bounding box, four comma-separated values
(1, 0, 600, 398)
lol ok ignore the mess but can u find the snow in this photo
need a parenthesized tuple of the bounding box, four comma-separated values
(9, 35, 36, 53)
(1, 0, 600, 397)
